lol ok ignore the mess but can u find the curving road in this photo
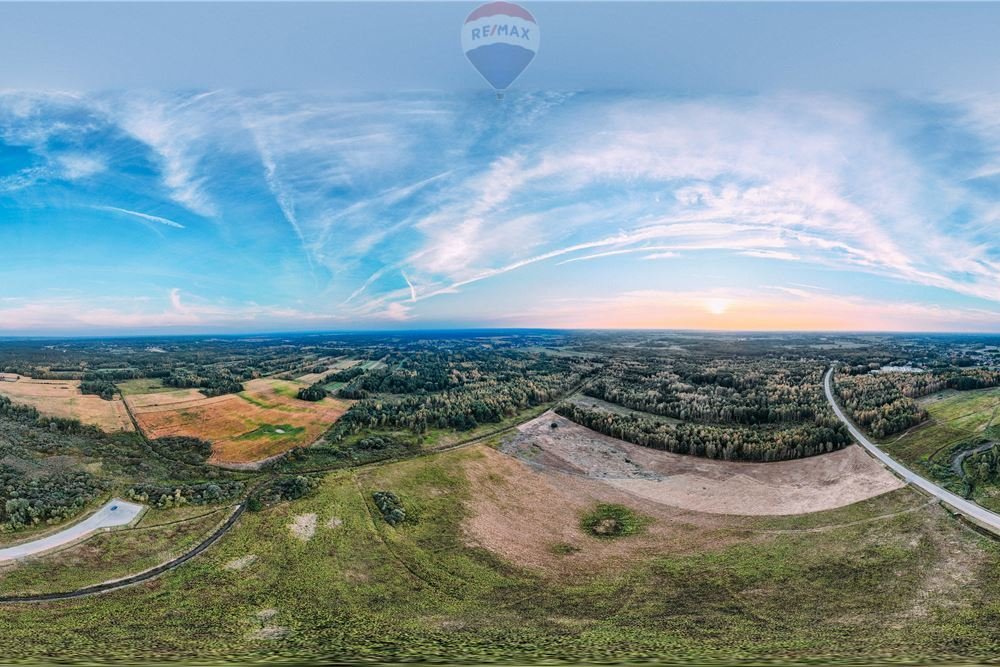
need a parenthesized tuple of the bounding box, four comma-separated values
(0, 502, 245, 604)
(824, 366, 1000, 536)
(0, 499, 144, 563)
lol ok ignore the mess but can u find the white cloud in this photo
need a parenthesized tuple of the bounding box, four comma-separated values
(94, 206, 184, 229)
(111, 94, 221, 217)
(56, 153, 105, 180)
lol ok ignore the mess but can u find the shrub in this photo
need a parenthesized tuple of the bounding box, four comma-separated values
(581, 503, 649, 539)
(372, 491, 407, 525)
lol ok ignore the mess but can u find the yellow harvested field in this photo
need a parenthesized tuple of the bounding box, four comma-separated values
(124, 388, 211, 409)
(0, 378, 134, 432)
(129, 378, 351, 464)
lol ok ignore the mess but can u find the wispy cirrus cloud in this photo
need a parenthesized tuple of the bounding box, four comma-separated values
(93, 206, 184, 230)
(2, 90, 1000, 333)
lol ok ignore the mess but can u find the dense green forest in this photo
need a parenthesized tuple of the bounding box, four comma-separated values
(583, 358, 828, 425)
(0, 395, 242, 532)
(556, 401, 850, 461)
(835, 368, 1000, 438)
(330, 350, 596, 435)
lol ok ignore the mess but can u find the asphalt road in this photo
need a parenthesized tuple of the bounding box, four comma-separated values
(0, 499, 144, 563)
(824, 366, 1000, 536)
(0, 502, 244, 604)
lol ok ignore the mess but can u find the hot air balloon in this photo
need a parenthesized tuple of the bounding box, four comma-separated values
(461, 2, 539, 98)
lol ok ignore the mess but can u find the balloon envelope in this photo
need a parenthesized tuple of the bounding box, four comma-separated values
(462, 2, 539, 92)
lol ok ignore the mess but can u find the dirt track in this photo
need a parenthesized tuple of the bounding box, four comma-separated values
(502, 411, 904, 516)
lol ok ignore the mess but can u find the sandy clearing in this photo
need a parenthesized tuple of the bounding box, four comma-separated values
(461, 446, 742, 575)
(289, 514, 317, 542)
(251, 626, 289, 640)
(503, 412, 903, 516)
(327, 516, 343, 529)
(223, 554, 258, 571)
(0, 378, 134, 432)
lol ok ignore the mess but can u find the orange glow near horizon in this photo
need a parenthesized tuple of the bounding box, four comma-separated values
(499, 290, 1000, 333)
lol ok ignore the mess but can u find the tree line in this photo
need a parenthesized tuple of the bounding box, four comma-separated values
(555, 401, 850, 462)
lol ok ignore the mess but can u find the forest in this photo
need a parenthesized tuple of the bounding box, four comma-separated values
(583, 358, 829, 425)
(556, 400, 850, 461)
(330, 350, 596, 435)
(834, 368, 1000, 438)
(0, 394, 243, 532)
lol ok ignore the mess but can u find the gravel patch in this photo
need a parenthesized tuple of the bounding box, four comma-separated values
(289, 513, 317, 542)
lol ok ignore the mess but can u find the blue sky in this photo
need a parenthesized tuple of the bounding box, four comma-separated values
(1, 3, 999, 334)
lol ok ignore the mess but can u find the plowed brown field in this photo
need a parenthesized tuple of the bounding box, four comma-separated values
(128, 379, 350, 463)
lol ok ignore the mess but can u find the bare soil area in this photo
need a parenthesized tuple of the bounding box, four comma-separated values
(461, 446, 743, 575)
(289, 514, 317, 542)
(502, 412, 903, 516)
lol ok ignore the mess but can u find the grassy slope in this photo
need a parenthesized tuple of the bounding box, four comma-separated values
(0, 509, 226, 596)
(881, 387, 1000, 507)
(1, 447, 1000, 662)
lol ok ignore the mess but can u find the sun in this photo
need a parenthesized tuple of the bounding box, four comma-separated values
(705, 298, 731, 316)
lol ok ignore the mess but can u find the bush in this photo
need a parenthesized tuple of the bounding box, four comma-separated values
(297, 384, 327, 402)
(251, 475, 321, 507)
(148, 436, 213, 465)
(372, 490, 407, 525)
(581, 503, 648, 539)
(127, 480, 244, 508)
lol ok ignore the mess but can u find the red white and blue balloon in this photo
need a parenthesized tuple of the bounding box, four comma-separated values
(462, 2, 539, 94)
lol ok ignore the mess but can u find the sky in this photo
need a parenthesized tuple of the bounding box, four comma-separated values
(1, 2, 999, 334)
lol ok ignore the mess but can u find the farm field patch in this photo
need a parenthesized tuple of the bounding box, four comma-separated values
(882, 387, 1000, 466)
(0, 377, 133, 432)
(117, 378, 174, 396)
(129, 379, 351, 463)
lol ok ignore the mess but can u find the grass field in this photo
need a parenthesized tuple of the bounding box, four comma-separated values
(883, 387, 1000, 464)
(0, 377, 134, 432)
(295, 357, 379, 385)
(117, 378, 174, 396)
(128, 379, 351, 463)
(2, 444, 1000, 663)
(0, 508, 226, 596)
(881, 387, 1000, 508)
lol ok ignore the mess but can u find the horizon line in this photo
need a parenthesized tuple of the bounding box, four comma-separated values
(1, 326, 999, 341)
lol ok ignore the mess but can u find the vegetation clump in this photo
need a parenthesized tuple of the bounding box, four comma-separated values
(581, 503, 648, 539)
(1, 468, 107, 531)
(80, 374, 117, 400)
(248, 475, 322, 512)
(148, 436, 213, 465)
(296, 383, 327, 402)
(127, 480, 244, 508)
(372, 490, 407, 525)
